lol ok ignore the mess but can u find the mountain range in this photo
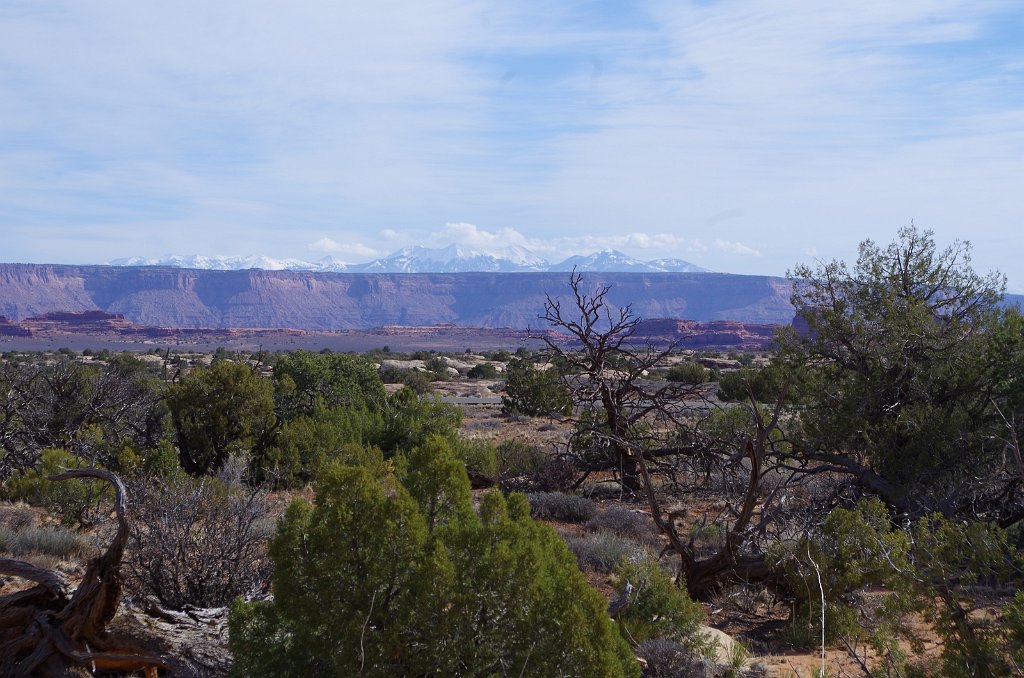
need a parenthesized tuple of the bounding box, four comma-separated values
(108, 244, 708, 274)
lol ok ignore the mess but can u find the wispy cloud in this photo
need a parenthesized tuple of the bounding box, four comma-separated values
(714, 239, 760, 257)
(308, 238, 380, 258)
(0, 1, 1021, 284)
(426, 222, 707, 260)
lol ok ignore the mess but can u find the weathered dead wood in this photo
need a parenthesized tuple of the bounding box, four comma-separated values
(636, 382, 792, 600)
(0, 468, 168, 676)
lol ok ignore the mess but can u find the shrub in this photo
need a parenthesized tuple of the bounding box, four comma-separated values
(5, 448, 112, 528)
(166, 360, 276, 475)
(613, 550, 704, 644)
(467, 362, 498, 379)
(1004, 592, 1024, 669)
(779, 498, 1021, 677)
(229, 448, 639, 677)
(254, 404, 381, 487)
(451, 438, 498, 477)
(501, 357, 572, 417)
(485, 350, 512, 362)
(496, 439, 575, 492)
(125, 473, 272, 609)
(716, 366, 786, 403)
(567, 532, 637, 573)
(378, 366, 434, 394)
(586, 506, 655, 542)
(665, 363, 708, 385)
(273, 350, 386, 419)
(0, 524, 86, 559)
(637, 639, 710, 678)
(0, 504, 34, 531)
(527, 491, 597, 523)
(424, 356, 451, 380)
(375, 388, 462, 456)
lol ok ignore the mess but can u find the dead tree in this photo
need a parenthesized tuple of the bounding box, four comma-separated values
(537, 272, 795, 598)
(535, 271, 705, 491)
(0, 468, 166, 676)
(636, 386, 791, 599)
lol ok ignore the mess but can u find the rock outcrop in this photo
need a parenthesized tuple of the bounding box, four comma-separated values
(631, 318, 777, 350)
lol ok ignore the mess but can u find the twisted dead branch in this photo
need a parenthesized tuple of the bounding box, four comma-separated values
(0, 468, 166, 676)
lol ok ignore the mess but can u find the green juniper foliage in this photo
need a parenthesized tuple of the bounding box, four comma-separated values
(229, 438, 638, 677)
(501, 356, 572, 417)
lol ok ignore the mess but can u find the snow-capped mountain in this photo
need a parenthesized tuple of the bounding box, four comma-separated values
(642, 258, 708, 273)
(353, 244, 547, 273)
(550, 249, 656, 272)
(107, 245, 707, 274)
(549, 249, 708, 273)
(107, 254, 339, 272)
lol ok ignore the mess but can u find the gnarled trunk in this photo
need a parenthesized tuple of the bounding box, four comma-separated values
(0, 469, 166, 676)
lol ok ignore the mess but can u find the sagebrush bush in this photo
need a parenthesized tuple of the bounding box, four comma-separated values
(0, 504, 34, 531)
(527, 491, 597, 523)
(567, 531, 636, 573)
(0, 524, 86, 559)
(582, 479, 643, 500)
(587, 506, 655, 542)
(637, 638, 711, 678)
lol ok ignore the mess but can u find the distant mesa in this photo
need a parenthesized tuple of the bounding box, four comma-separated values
(0, 315, 32, 337)
(107, 244, 709, 274)
(0, 263, 791, 333)
(30, 310, 127, 323)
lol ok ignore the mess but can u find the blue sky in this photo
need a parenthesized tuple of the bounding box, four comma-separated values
(2, 1, 1023, 288)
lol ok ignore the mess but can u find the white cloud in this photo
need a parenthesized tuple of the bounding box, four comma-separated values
(421, 222, 709, 262)
(308, 238, 379, 258)
(432, 222, 531, 249)
(714, 240, 761, 257)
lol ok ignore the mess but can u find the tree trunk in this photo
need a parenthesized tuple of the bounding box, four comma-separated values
(0, 469, 166, 676)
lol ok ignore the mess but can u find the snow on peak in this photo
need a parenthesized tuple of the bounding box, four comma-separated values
(107, 245, 708, 274)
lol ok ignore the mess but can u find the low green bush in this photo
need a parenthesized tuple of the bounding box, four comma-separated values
(5, 448, 112, 529)
(379, 367, 434, 394)
(467, 363, 498, 379)
(613, 550, 704, 644)
(665, 363, 708, 385)
(229, 442, 639, 677)
(501, 357, 572, 417)
(451, 438, 498, 477)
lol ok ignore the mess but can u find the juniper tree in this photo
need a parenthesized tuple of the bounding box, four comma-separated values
(229, 439, 639, 677)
